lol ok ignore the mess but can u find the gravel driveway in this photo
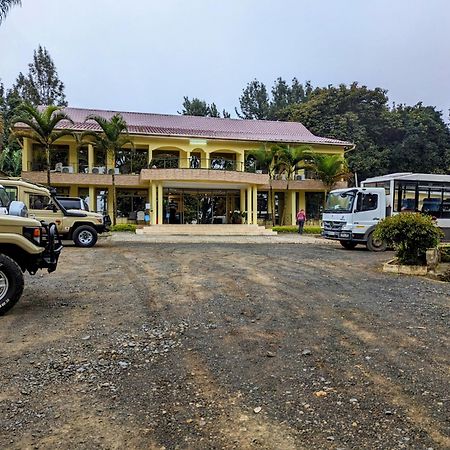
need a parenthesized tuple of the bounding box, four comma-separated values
(0, 237, 448, 449)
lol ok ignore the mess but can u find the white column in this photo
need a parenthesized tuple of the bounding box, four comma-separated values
(157, 183, 163, 224)
(240, 189, 246, 223)
(252, 185, 258, 225)
(290, 191, 297, 226)
(151, 182, 157, 224)
(247, 187, 252, 225)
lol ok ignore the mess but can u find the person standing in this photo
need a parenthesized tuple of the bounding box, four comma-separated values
(296, 209, 306, 234)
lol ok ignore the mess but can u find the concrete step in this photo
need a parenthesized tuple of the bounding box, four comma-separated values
(136, 224, 277, 236)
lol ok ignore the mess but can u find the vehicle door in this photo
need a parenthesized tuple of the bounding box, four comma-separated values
(353, 190, 384, 234)
(26, 191, 64, 230)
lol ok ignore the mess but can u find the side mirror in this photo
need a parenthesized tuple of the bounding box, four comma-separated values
(9, 201, 28, 217)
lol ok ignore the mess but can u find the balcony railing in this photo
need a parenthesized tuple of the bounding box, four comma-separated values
(26, 160, 320, 180)
(149, 157, 243, 171)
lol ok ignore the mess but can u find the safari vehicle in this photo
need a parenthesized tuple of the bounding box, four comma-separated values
(0, 178, 110, 247)
(0, 186, 62, 315)
(56, 196, 89, 211)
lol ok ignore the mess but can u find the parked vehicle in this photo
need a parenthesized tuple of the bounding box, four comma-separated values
(0, 185, 62, 315)
(322, 173, 450, 251)
(0, 178, 110, 247)
(56, 196, 89, 211)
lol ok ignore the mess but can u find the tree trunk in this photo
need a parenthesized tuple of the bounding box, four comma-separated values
(112, 171, 117, 226)
(46, 145, 51, 186)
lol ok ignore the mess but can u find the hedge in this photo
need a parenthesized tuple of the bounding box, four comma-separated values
(110, 224, 137, 232)
(272, 226, 321, 234)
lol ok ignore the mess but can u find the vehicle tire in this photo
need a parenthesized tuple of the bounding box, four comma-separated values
(366, 232, 387, 252)
(73, 225, 98, 248)
(0, 254, 25, 315)
(340, 240, 357, 250)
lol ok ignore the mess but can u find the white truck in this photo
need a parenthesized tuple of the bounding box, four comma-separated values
(322, 173, 450, 251)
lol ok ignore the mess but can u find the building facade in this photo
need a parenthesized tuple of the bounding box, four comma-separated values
(21, 107, 351, 226)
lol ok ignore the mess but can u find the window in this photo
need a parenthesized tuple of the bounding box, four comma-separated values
(356, 193, 378, 212)
(29, 194, 52, 210)
(4, 186, 17, 202)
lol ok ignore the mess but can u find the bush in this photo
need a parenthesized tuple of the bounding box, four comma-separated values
(272, 226, 321, 234)
(374, 213, 443, 265)
(440, 245, 450, 263)
(110, 224, 137, 232)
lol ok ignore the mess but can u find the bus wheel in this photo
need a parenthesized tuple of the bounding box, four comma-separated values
(366, 232, 387, 252)
(340, 241, 357, 250)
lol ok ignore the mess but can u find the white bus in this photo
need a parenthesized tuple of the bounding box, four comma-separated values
(322, 172, 450, 250)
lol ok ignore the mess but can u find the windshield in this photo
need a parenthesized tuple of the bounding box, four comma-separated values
(325, 191, 356, 213)
(0, 188, 11, 208)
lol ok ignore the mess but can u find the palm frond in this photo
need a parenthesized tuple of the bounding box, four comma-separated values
(0, 0, 21, 24)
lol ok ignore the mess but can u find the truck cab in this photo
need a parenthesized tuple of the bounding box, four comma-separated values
(322, 188, 387, 251)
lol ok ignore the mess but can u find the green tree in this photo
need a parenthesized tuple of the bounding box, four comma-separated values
(14, 45, 67, 106)
(10, 104, 74, 185)
(80, 114, 133, 225)
(179, 97, 229, 118)
(304, 153, 350, 201)
(387, 103, 450, 174)
(285, 83, 394, 180)
(237, 78, 314, 120)
(236, 79, 270, 119)
(273, 144, 311, 223)
(248, 145, 279, 225)
(0, 82, 23, 175)
(0, 0, 21, 24)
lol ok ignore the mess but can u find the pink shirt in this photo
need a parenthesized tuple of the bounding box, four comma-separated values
(296, 211, 306, 221)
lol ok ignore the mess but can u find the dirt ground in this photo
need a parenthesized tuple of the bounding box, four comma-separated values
(0, 236, 449, 449)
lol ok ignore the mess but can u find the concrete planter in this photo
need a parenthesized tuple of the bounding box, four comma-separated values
(383, 259, 428, 276)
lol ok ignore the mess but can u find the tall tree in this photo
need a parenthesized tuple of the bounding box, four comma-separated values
(304, 153, 350, 201)
(236, 80, 270, 119)
(10, 104, 74, 185)
(237, 78, 314, 120)
(80, 114, 133, 226)
(0, 0, 21, 24)
(285, 83, 394, 180)
(248, 145, 279, 225)
(14, 45, 67, 106)
(179, 96, 229, 118)
(0, 81, 23, 175)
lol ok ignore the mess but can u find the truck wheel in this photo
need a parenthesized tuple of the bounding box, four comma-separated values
(0, 254, 24, 315)
(73, 226, 98, 247)
(340, 241, 357, 250)
(366, 232, 387, 252)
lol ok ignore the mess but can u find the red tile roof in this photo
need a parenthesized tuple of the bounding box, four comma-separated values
(55, 107, 352, 147)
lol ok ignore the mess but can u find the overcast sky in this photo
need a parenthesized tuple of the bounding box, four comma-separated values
(0, 0, 449, 119)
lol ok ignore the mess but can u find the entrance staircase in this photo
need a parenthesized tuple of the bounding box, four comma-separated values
(136, 224, 277, 236)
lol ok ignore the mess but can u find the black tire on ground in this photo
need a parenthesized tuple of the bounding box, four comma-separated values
(366, 232, 387, 252)
(0, 254, 25, 315)
(340, 241, 358, 250)
(73, 225, 98, 248)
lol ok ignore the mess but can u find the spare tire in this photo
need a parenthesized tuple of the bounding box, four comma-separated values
(0, 254, 25, 315)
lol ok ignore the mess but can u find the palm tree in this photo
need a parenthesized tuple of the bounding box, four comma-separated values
(81, 114, 133, 225)
(249, 145, 278, 225)
(0, 0, 21, 24)
(304, 153, 351, 204)
(11, 103, 74, 185)
(273, 144, 311, 224)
